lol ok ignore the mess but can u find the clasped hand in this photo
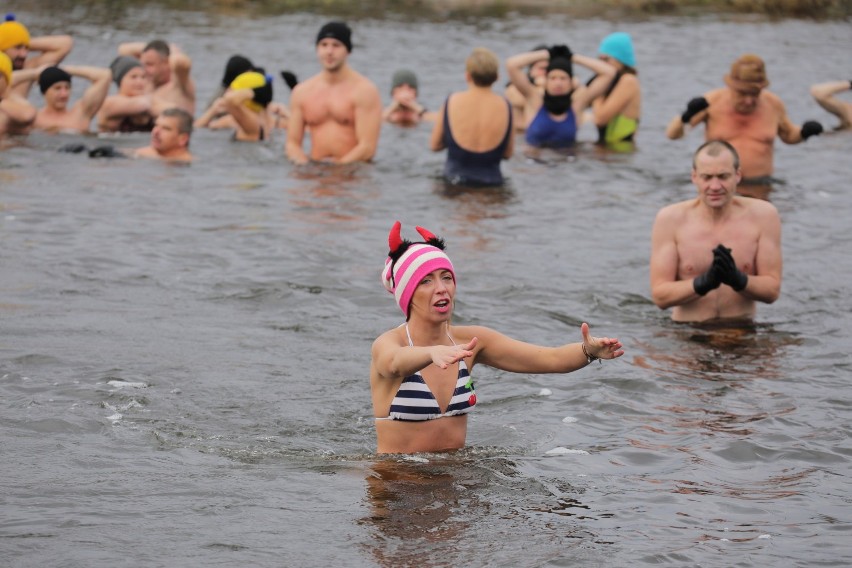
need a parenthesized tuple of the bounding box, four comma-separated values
(693, 244, 749, 296)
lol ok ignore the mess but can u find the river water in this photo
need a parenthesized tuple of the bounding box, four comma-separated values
(2, 4, 851, 567)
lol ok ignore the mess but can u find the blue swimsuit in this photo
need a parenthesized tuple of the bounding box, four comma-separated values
(525, 106, 577, 148)
(380, 326, 477, 421)
(441, 95, 512, 187)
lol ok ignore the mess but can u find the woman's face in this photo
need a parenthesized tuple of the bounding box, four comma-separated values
(545, 69, 572, 96)
(408, 269, 455, 321)
(120, 67, 148, 96)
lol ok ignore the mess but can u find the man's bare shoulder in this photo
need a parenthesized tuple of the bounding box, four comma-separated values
(734, 195, 780, 218)
(757, 90, 787, 114)
(655, 198, 696, 222)
(705, 88, 728, 103)
(291, 74, 324, 96)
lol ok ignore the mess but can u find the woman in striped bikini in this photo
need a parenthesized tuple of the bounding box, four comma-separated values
(369, 221, 625, 454)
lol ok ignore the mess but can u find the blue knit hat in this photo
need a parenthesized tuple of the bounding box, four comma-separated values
(599, 32, 636, 68)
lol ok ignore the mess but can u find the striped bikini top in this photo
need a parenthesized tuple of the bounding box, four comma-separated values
(383, 325, 477, 421)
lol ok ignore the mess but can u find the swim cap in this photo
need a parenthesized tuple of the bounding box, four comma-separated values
(0, 51, 11, 88)
(599, 32, 636, 68)
(0, 14, 30, 51)
(230, 70, 271, 112)
(109, 55, 142, 87)
(391, 69, 418, 93)
(38, 66, 72, 94)
(316, 21, 352, 52)
(724, 54, 769, 94)
(547, 57, 573, 77)
(221, 54, 254, 88)
(382, 221, 455, 319)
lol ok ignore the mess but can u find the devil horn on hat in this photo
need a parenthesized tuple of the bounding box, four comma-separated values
(388, 221, 404, 253)
(415, 226, 446, 250)
(387, 220, 415, 260)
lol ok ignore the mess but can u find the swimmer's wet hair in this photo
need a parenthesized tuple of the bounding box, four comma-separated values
(466, 47, 499, 87)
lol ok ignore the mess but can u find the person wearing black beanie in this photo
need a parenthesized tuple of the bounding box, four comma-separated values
(286, 21, 382, 164)
(34, 64, 112, 133)
(506, 44, 616, 150)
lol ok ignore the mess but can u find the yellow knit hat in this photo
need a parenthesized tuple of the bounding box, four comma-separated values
(0, 52, 12, 89)
(0, 15, 30, 51)
(230, 71, 267, 112)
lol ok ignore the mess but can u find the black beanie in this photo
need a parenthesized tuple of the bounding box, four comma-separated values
(316, 21, 352, 52)
(222, 55, 254, 88)
(546, 56, 573, 78)
(251, 67, 273, 108)
(39, 66, 72, 94)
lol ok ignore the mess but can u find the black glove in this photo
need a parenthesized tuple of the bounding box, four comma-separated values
(801, 120, 823, 140)
(280, 70, 299, 90)
(548, 44, 572, 61)
(713, 245, 748, 292)
(693, 253, 722, 296)
(681, 97, 709, 123)
(58, 142, 89, 154)
(88, 145, 125, 158)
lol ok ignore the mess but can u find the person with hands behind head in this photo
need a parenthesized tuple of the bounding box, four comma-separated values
(370, 221, 624, 454)
(195, 69, 273, 141)
(98, 55, 155, 133)
(585, 32, 641, 149)
(650, 140, 782, 323)
(0, 13, 73, 98)
(34, 64, 112, 133)
(116, 39, 196, 116)
(810, 79, 852, 131)
(506, 43, 615, 150)
(666, 54, 822, 195)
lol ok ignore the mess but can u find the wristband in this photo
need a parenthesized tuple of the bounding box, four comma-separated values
(582, 344, 600, 365)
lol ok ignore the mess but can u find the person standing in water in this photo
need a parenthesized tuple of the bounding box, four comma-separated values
(286, 21, 382, 164)
(650, 140, 782, 323)
(585, 32, 641, 150)
(506, 44, 615, 149)
(370, 221, 624, 454)
(429, 47, 514, 186)
(666, 54, 823, 197)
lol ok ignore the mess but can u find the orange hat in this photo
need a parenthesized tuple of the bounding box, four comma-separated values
(0, 14, 30, 51)
(724, 54, 769, 94)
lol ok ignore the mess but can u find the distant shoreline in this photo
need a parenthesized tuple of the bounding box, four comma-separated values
(9, 0, 852, 20)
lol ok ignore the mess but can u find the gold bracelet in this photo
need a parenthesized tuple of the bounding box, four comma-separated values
(582, 344, 601, 365)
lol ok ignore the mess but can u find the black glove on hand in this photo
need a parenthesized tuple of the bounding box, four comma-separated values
(801, 120, 823, 140)
(713, 245, 748, 292)
(58, 143, 89, 154)
(88, 145, 125, 158)
(681, 97, 709, 123)
(548, 44, 572, 60)
(280, 70, 298, 90)
(693, 255, 722, 296)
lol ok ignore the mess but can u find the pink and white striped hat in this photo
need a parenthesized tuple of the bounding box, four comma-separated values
(381, 221, 455, 318)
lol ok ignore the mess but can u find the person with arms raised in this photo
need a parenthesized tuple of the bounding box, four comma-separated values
(370, 221, 624, 454)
